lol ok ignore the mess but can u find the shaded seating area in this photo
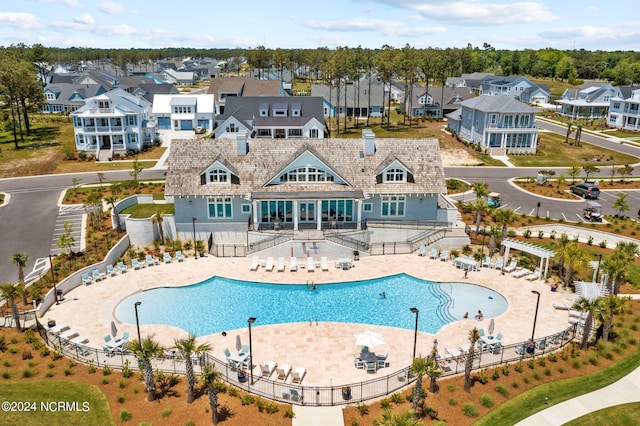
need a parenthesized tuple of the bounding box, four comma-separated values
(291, 367, 306, 383)
(501, 239, 555, 280)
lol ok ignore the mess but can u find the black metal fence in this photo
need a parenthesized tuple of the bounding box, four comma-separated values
(31, 320, 578, 407)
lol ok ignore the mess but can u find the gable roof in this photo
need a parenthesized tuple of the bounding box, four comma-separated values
(207, 77, 284, 98)
(165, 136, 446, 198)
(217, 96, 324, 124)
(460, 94, 538, 113)
(72, 88, 151, 116)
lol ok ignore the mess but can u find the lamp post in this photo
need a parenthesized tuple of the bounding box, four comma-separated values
(134, 302, 142, 343)
(49, 254, 59, 305)
(192, 217, 198, 259)
(530, 291, 541, 343)
(248, 317, 256, 385)
(410, 307, 419, 359)
(536, 202, 541, 217)
(594, 253, 603, 283)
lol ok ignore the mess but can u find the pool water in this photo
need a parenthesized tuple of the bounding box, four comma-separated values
(114, 274, 507, 337)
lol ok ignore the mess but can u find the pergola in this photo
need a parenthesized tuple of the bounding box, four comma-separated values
(501, 239, 556, 279)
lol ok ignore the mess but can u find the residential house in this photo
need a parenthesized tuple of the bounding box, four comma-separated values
(207, 76, 285, 114)
(558, 82, 622, 119)
(446, 94, 538, 154)
(42, 84, 107, 113)
(152, 94, 216, 131)
(608, 87, 640, 131)
(214, 96, 325, 140)
(165, 130, 453, 245)
(160, 68, 195, 85)
(71, 89, 156, 157)
(133, 83, 179, 104)
(485, 76, 550, 104)
(311, 79, 384, 118)
(446, 72, 496, 88)
(406, 86, 472, 119)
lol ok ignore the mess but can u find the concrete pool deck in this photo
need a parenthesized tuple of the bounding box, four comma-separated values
(45, 253, 572, 387)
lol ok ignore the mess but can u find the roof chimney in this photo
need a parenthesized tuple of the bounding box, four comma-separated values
(236, 131, 248, 156)
(363, 129, 375, 156)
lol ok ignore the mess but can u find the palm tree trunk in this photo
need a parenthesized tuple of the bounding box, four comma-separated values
(464, 347, 475, 392)
(11, 301, 22, 331)
(581, 313, 593, 350)
(412, 373, 423, 410)
(603, 316, 612, 342)
(208, 385, 219, 424)
(185, 358, 195, 403)
(144, 360, 155, 401)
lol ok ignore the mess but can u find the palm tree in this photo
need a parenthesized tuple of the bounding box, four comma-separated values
(409, 355, 428, 410)
(473, 200, 489, 235)
(600, 256, 626, 296)
(564, 121, 573, 144)
(554, 233, 571, 278)
(572, 297, 601, 350)
(464, 327, 480, 392)
(173, 334, 212, 403)
(598, 295, 626, 342)
(562, 243, 588, 289)
(104, 195, 122, 233)
(0, 282, 24, 331)
(151, 213, 165, 244)
(471, 181, 489, 202)
(127, 336, 163, 401)
(10, 252, 28, 305)
(373, 409, 422, 426)
(427, 344, 443, 393)
(201, 364, 222, 424)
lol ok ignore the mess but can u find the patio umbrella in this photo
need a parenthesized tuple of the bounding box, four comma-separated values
(488, 318, 495, 336)
(354, 331, 385, 349)
(110, 321, 118, 338)
(235, 335, 242, 351)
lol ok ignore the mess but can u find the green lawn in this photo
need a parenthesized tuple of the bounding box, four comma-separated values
(0, 380, 114, 426)
(509, 132, 639, 167)
(564, 402, 640, 425)
(120, 203, 174, 218)
(476, 344, 640, 425)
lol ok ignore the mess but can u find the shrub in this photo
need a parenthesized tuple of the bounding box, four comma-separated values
(447, 383, 458, 392)
(118, 410, 131, 422)
(587, 355, 600, 366)
(119, 380, 126, 389)
(380, 399, 391, 409)
(448, 398, 458, 406)
(45, 371, 54, 378)
(599, 240, 607, 248)
(571, 360, 581, 369)
(491, 369, 500, 381)
(241, 394, 255, 405)
(101, 378, 110, 385)
(523, 376, 530, 384)
(462, 403, 479, 417)
(544, 368, 552, 377)
(496, 384, 509, 397)
(21, 368, 35, 378)
(390, 393, 403, 405)
(117, 395, 125, 403)
(512, 381, 519, 389)
(102, 365, 112, 376)
(502, 365, 510, 376)
(557, 366, 566, 374)
(533, 372, 542, 381)
(283, 408, 295, 418)
(87, 362, 96, 374)
(2, 371, 12, 379)
(480, 394, 494, 408)
(63, 368, 72, 376)
(121, 359, 132, 378)
(515, 363, 524, 373)
(538, 358, 546, 367)
(228, 387, 238, 397)
(357, 403, 369, 416)
(476, 369, 489, 384)
(547, 353, 558, 363)
(161, 408, 171, 418)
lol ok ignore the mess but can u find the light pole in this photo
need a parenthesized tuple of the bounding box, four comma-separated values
(594, 253, 603, 283)
(248, 317, 256, 385)
(410, 307, 419, 359)
(192, 217, 198, 259)
(530, 291, 541, 344)
(536, 202, 541, 218)
(134, 302, 142, 343)
(49, 254, 59, 305)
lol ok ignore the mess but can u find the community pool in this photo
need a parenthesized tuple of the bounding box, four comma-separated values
(114, 274, 507, 337)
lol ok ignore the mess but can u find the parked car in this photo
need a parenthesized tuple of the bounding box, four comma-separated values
(570, 183, 600, 199)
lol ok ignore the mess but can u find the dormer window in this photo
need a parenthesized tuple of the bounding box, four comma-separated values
(291, 103, 301, 116)
(208, 169, 229, 183)
(279, 166, 335, 183)
(46, 92, 55, 100)
(385, 168, 406, 182)
(259, 103, 269, 116)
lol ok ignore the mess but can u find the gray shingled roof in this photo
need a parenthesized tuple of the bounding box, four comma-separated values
(207, 77, 284, 98)
(165, 137, 446, 197)
(217, 96, 324, 124)
(460, 94, 538, 113)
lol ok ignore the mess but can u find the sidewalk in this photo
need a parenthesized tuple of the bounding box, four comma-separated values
(292, 405, 344, 426)
(516, 365, 640, 425)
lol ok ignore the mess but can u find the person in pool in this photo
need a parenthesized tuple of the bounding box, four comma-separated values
(379, 291, 386, 298)
(475, 310, 483, 321)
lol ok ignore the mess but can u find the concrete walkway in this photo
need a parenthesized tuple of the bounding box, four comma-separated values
(516, 365, 640, 425)
(292, 406, 344, 426)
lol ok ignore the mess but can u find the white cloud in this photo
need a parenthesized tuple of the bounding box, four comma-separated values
(36, 0, 81, 7)
(540, 26, 625, 41)
(99, 1, 137, 15)
(305, 18, 399, 32)
(0, 12, 41, 30)
(73, 13, 94, 25)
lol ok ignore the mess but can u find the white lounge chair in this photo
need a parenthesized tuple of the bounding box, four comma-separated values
(50, 323, 70, 334)
(290, 257, 298, 272)
(145, 254, 158, 267)
(260, 361, 277, 377)
(306, 257, 315, 272)
(525, 268, 541, 281)
(276, 364, 291, 380)
(503, 259, 518, 273)
(175, 251, 185, 262)
(481, 256, 491, 268)
(163, 252, 172, 263)
(81, 272, 92, 285)
(492, 258, 504, 270)
(277, 257, 285, 272)
(291, 367, 306, 383)
(320, 256, 329, 271)
(512, 268, 531, 278)
(106, 264, 117, 276)
(117, 261, 127, 273)
(265, 257, 274, 272)
(249, 256, 260, 271)
(91, 269, 105, 282)
(428, 248, 439, 259)
(416, 245, 426, 256)
(440, 250, 449, 261)
(131, 258, 142, 270)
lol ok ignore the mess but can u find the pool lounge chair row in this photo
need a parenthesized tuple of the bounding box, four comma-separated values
(257, 256, 331, 272)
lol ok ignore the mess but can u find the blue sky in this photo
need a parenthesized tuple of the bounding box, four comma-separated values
(1, 0, 639, 51)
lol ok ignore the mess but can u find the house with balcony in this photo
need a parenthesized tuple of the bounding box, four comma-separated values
(558, 82, 622, 119)
(446, 94, 538, 154)
(207, 77, 285, 115)
(485, 76, 550, 104)
(608, 87, 640, 131)
(214, 96, 325, 139)
(42, 84, 107, 113)
(164, 130, 461, 253)
(71, 89, 156, 158)
(406, 87, 472, 119)
(152, 94, 216, 131)
(311, 79, 384, 118)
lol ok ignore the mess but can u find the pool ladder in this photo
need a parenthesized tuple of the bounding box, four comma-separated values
(307, 280, 315, 290)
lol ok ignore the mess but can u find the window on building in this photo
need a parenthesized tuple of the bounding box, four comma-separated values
(613, 102, 620, 109)
(226, 123, 237, 133)
(603, 96, 610, 102)
(208, 169, 228, 183)
(310, 128, 319, 138)
(129, 133, 138, 144)
(503, 115, 514, 127)
(490, 114, 497, 126)
(384, 168, 406, 182)
(76, 134, 85, 145)
(208, 197, 233, 218)
(241, 204, 251, 214)
(126, 115, 137, 126)
(46, 92, 55, 100)
(517, 115, 530, 127)
(172, 106, 192, 114)
(363, 203, 373, 212)
(257, 129, 271, 137)
(279, 166, 335, 183)
(381, 195, 405, 217)
(288, 128, 302, 137)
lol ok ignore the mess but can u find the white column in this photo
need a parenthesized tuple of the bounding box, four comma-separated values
(252, 200, 259, 230)
(316, 200, 322, 231)
(293, 200, 299, 231)
(356, 200, 362, 230)
(544, 256, 550, 279)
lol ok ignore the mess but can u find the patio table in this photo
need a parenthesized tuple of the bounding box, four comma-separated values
(359, 352, 377, 362)
(228, 350, 249, 364)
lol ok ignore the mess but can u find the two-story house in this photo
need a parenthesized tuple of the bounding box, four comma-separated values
(214, 97, 325, 140)
(311, 79, 384, 118)
(485, 76, 550, 104)
(207, 77, 285, 115)
(42, 84, 107, 113)
(160, 68, 195, 85)
(446, 94, 538, 154)
(608, 87, 640, 131)
(406, 87, 472, 119)
(558, 82, 622, 119)
(152, 94, 216, 131)
(71, 89, 156, 158)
